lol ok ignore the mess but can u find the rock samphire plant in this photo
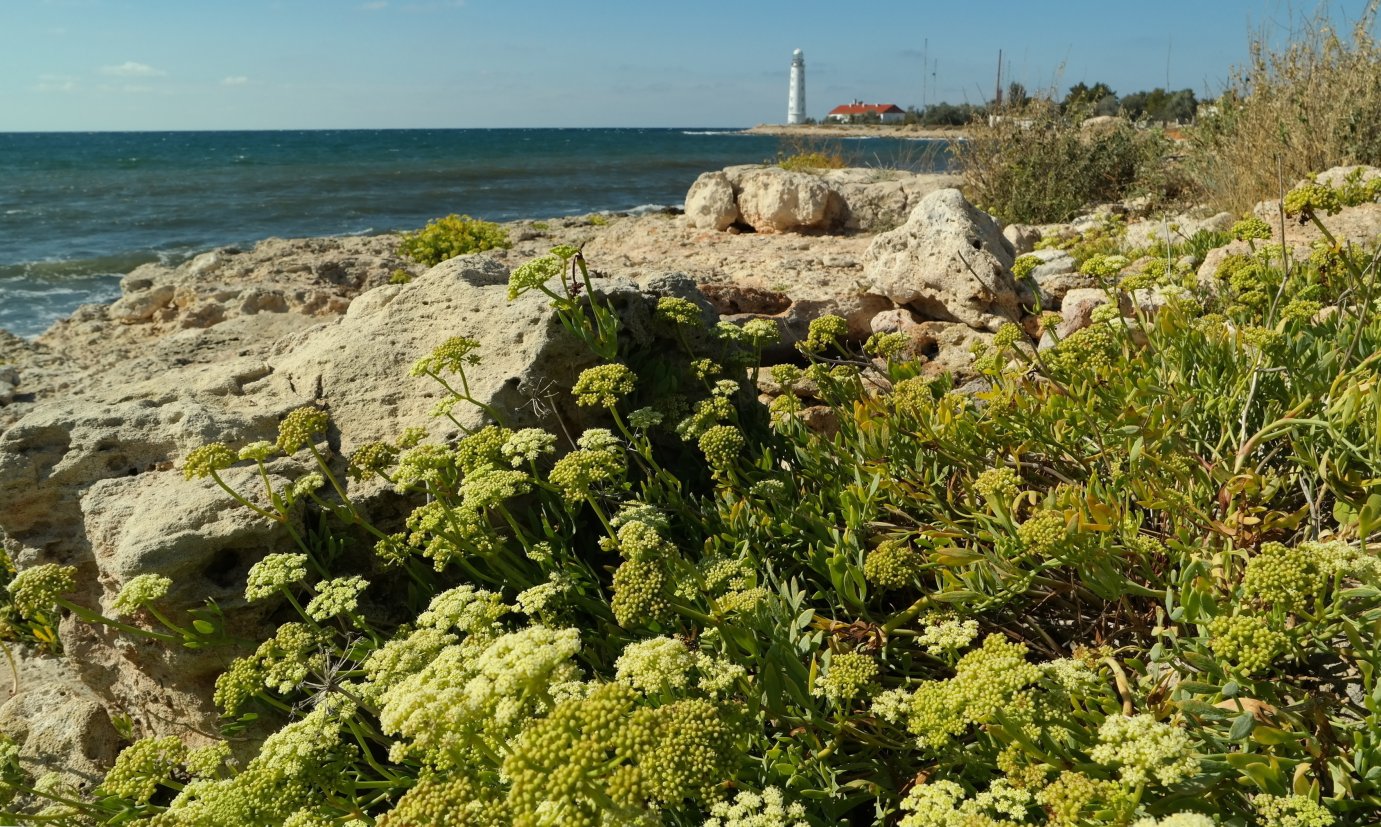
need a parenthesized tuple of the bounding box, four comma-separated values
(7, 197, 1381, 825)
(397, 213, 510, 266)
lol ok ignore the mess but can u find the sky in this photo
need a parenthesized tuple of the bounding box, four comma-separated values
(0, 0, 1376, 131)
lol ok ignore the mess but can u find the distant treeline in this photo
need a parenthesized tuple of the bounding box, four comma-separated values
(825, 83, 1200, 126)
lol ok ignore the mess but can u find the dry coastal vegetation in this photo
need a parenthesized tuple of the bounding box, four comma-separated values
(6, 5, 1381, 826)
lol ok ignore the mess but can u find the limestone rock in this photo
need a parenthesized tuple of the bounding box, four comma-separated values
(684, 171, 740, 231)
(1058, 288, 1131, 337)
(0, 650, 123, 794)
(1003, 224, 1041, 255)
(862, 188, 1020, 331)
(731, 167, 835, 233)
(1020, 249, 1092, 308)
(817, 168, 964, 232)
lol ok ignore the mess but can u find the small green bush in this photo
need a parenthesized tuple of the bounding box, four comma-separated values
(398, 214, 510, 266)
(959, 103, 1173, 224)
(777, 151, 847, 172)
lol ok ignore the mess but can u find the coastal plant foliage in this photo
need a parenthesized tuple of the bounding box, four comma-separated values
(957, 101, 1175, 224)
(398, 213, 511, 266)
(8, 191, 1381, 825)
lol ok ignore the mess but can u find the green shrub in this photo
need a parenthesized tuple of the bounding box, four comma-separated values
(397, 213, 510, 266)
(777, 151, 847, 172)
(958, 103, 1174, 224)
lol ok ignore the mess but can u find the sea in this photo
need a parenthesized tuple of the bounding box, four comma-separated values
(0, 128, 953, 338)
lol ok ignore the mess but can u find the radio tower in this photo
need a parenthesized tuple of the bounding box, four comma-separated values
(788, 49, 806, 124)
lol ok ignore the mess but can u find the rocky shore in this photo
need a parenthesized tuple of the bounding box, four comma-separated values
(741, 123, 966, 140)
(3, 160, 1380, 791)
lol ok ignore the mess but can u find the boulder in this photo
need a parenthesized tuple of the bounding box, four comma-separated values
(1057, 288, 1131, 338)
(684, 171, 739, 231)
(862, 188, 1020, 331)
(730, 167, 836, 233)
(1003, 224, 1041, 255)
(1019, 249, 1093, 308)
(816, 169, 964, 232)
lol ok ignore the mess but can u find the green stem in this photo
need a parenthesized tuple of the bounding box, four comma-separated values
(58, 599, 180, 644)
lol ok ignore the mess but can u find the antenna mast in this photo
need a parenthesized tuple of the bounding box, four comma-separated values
(994, 49, 1004, 107)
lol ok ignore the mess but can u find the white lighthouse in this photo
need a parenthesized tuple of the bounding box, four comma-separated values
(787, 49, 806, 124)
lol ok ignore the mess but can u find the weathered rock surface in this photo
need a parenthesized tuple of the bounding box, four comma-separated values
(862, 188, 1021, 331)
(684, 170, 739, 231)
(1123, 210, 1234, 250)
(682, 165, 962, 235)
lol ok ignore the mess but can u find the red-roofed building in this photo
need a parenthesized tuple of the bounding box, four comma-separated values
(826, 101, 906, 123)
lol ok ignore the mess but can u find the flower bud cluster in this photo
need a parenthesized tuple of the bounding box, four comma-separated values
(705, 786, 808, 827)
(657, 296, 704, 327)
(183, 442, 237, 480)
(1017, 509, 1068, 556)
(908, 635, 1041, 749)
(507, 254, 564, 299)
(973, 467, 1021, 509)
(304, 575, 368, 621)
(501, 428, 556, 467)
(9, 563, 76, 618)
(917, 616, 980, 657)
(1253, 794, 1336, 827)
(573, 363, 637, 408)
(801, 314, 848, 352)
(1208, 613, 1287, 675)
(699, 425, 746, 471)
(111, 573, 172, 617)
(1089, 713, 1197, 788)
(863, 541, 925, 590)
(616, 636, 695, 695)
(347, 440, 398, 480)
(813, 651, 878, 704)
(276, 406, 330, 454)
(244, 553, 308, 601)
(100, 735, 187, 803)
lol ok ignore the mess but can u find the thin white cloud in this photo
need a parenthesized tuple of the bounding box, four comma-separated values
(100, 61, 166, 78)
(222, 76, 249, 86)
(35, 74, 78, 93)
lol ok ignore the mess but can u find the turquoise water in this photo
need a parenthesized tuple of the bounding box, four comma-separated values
(0, 129, 951, 337)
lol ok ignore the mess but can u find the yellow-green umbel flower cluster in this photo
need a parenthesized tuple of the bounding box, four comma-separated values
(897, 778, 1034, 827)
(1208, 613, 1288, 675)
(238, 440, 277, 462)
(376, 773, 507, 827)
(460, 466, 531, 509)
(99, 735, 187, 804)
(864, 331, 910, 359)
(1044, 323, 1122, 374)
(572, 363, 637, 408)
(1011, 255, 1042, 280)
(1017, 509, 1068, 556)
(501, 428, 557, 467)
(1241, 542, 1317, 611)
(698, 425, 746, 471)
(9, 563, 76, 618)
(1282, 183, 1342, 218)
(347, 440, 398, 481)
(548, 445, 627, 502)
(917, 616, 980, 657)
(616, 520, 675, 562)
(741, 318, 781, 347)
(704, 786, 809, 827)
(244, 553, 309, 601)
(891, 376, 935, 419)
(392, 444, 458, 492)
(1132, 814, 1218, 827)
(1232, 215, 1273, 241)
(973, 467, 1021, 509)
(1253, 794, 1336, 827)
(111, 573, 172, 617)
(508, 255, 564, 300)
(615, 636, 695, 696)
(612, 559, 672, 629)
(183, 442, 237, 480)
(656, 296, 704, 327)
(184, 741, 233, 780)
(863, 541, 925, 590)
(628, 407, 664, 430)
(678, 396, 733, 441)
(411, 336, 482, 377)
(1079, 254, 1130, 278)
(1089, 713, 1197, 788)
(1035, 771, 1126, 827)
(379, 626, 584, 770)
(813, 651, 878, 704)
(304, 575, 368, 622)
(908, 634, 1042, 749)
(801, 314, 848, 352)
(276, 406, 331, 454)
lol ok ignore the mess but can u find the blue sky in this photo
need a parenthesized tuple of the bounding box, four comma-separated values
(0, 0, 1374, 130)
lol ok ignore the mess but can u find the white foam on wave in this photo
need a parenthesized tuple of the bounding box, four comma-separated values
(627, 203, 681, 216)
(682, 130, 740, 136)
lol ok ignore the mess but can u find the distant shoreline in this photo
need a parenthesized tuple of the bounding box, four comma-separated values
(741, 123, 967, 140)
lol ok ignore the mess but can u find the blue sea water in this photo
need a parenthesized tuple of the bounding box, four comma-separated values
(0, 128, 952, 337)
